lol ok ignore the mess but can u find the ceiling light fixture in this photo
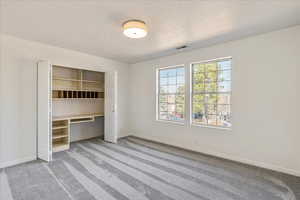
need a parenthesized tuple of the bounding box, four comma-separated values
(123, 20, 147, 39)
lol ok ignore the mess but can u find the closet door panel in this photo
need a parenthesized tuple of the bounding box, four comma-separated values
(37, 60, 52, 161)
(104, 70, 118, 143)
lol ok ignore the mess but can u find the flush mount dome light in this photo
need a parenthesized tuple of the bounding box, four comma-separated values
(123, 20, 147, 39)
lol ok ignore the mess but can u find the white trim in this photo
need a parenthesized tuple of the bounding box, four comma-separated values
(0, 156, 37, 169)
(118, 134, 131, 139)
(156, 119, 185, 126)
(191, 123, 232, 131)
(155, 64, 185, 70)
(129, 134, 300, 177)
(197, 148, 300, 177)
(52, 63, 109, 73)
(190, 56, 232, 65)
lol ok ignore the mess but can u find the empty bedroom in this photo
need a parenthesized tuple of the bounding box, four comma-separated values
(0, 0, 300, 200)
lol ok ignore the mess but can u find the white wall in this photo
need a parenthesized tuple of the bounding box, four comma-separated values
(0, 3, 4, 168)
(1, 26, 299, 176)
(129, 26, 300, 176)
(0, 34, 130, 168)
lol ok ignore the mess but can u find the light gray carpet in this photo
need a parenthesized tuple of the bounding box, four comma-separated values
(0, 137, 299, 200)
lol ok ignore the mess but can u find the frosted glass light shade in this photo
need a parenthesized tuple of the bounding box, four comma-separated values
(123, 20, 147, 39)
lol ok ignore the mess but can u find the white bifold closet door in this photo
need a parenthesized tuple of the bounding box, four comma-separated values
(37, 60, 52, 162)
(104, 71, 118, 143)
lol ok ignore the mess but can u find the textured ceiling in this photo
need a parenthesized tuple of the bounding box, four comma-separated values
(1, 0, 300, 63)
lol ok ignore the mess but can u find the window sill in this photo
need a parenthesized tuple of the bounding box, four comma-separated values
(156, 119, 185, 126)
(191, 123, 232, 131)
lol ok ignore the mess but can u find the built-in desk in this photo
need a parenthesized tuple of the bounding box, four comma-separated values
(52, 113, 104, 152)
(53, 113, 104, 122)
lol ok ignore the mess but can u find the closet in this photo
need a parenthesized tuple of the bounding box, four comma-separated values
(37, 61, 117, 162)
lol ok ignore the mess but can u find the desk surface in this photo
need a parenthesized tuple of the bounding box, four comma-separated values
(53, 113, 104, 121)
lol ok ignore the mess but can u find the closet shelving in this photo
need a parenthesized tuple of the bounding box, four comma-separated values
(52, 120, 70, 152)
(51, 65, 105, 152)
(52, 66, 104, 100)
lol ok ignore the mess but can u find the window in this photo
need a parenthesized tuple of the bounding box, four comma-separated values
(191, 58, 232, 128)
(157, 66, 185, 123)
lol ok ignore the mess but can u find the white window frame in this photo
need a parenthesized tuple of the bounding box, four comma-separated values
(190, 57, 232, 130)
(156, 65, 185, 125)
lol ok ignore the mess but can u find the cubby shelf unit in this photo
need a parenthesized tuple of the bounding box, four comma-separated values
(52, 119, 70, 153)
(52, 90, 104, 99)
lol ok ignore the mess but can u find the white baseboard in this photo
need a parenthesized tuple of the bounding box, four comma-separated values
(0, 156, 36, 169)
(118, 133, 131, 139)
(129, 134, 300, 177)
(195, 147, 300, 177)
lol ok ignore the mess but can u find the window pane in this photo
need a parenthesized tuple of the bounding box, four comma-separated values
(176, 68, 184, 76)
(217, 112, 231, 127)
(218, 81, 231, 92)
(206, 63, 217, 72)
(168, 85, 176, 93)
(160, 70, 168, 78)
(205, 82, 217, 92)
(193, 72, 205, 83)
(160, 86, 168, 94)
(177, 76, 185, 84)
(167, 69, 176, 77)
(175, 115, 184, 121)
(218, 70, 231, 81)
(167, 95, 175, 104)
(193, 83, 205, 93)
(192, 58, 231, 127)
(159, 103, 168, 112)
(218, 60, 231, 70)
(193, 101, 204, 111)
(218, 94, 230, 104)
(158, 66, 185, 122)
(175, 95, 184, 104)
(168, 104, 175, 112)
(193, 63, 205, 73)
(217, 104, 231, 127)
(160, 112, 168, 120)
(168, 76, 176, 85)
(217, 104, 230, 114)
(193, 102, 204, 117)
(194, 117, 206, 124)
(160, 77, 168, 85)
(206, 104, 217, 115)
(207, 115, 217, 126)
(176, 104, 184, 120)
(206, 94, 217, 104)
(206, 71, 217, 82)
(159, 95, 167, 103)
(193, 94, 205, 102)
(176, 85, 185, 93)
(168, 111, 176, 120)
(176, 104, 184, 113)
